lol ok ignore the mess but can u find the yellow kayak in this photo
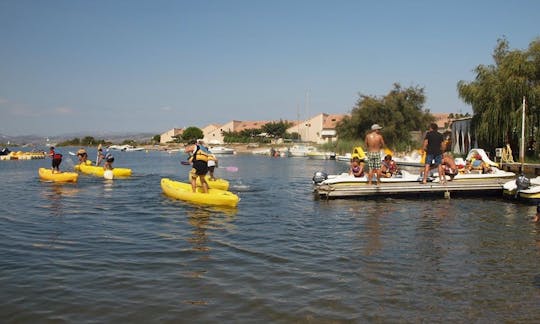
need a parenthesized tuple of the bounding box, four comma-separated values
(191, 175, 230, 190)
(38, 168, 78, 182)
(75, 163, 132, 177)
(161, 178, 239, 207)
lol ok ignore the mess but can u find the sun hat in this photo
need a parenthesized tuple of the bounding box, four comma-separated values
(371, 124, 383, 130)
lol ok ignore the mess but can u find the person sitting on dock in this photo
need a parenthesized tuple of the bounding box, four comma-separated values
(381, 154, 399, 178)
(441, 152, 458, 180)
(466, 153, 490, 174)
(349, 157, 365, 177)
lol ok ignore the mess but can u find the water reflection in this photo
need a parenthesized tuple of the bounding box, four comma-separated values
(40, 183, 79, 217)
(185, 206, 237, 253)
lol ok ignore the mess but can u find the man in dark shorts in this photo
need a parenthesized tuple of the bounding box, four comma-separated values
(421, 123, 445, 184)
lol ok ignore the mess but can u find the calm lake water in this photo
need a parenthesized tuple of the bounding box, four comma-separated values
(1, 147, 539, 323)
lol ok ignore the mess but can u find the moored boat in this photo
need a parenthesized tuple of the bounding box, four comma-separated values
(38, 168, 78, 182)
(289, 145, 317, 157)
(503, 175, 540, 201)
(209, 146, 235, 154)
(313, 170, 424, 187)
(434, 167, 515, 183)
(75, 163, 132, 177)
(307, 151, 336, 160)
(161, 178, 239, 207)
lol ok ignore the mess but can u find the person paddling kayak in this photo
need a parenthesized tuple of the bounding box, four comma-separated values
(184, 139, 209, 193)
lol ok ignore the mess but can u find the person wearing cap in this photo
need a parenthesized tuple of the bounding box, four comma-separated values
(76, 148, 88, 164)
(103, 152, 114, 170)
(421, 123, 445, 184)
(184, 139, 209, 193)
(365, 124, 385, 185)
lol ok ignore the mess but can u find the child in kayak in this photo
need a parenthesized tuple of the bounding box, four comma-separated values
(104, 153, 114, 170)
(48, 147, 63, 173)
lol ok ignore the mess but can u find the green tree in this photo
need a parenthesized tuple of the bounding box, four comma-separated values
(336, 83, 434, 150)
(152, 135, 161, 143)
(81, 136, 96, 145)
(261, 120, 292, 138)
(458, 37, 540, 153)
(181, 127, 204, 142)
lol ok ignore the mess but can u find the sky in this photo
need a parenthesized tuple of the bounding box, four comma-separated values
(1, 0, 539, 136)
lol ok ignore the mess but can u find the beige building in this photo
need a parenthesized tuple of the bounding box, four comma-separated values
(162, 113, 346, 145)
(203, 120, 272, 144)
(286, 113, 347, 144)
(160, 128, 183, 144)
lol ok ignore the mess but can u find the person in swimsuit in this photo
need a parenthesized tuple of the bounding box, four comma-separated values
(365, 124, 385, 185)
(349, 157, 365, 177)
(381, 154, 398, 178)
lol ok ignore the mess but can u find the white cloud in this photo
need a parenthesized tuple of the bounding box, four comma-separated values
(53, 106, 74, 114)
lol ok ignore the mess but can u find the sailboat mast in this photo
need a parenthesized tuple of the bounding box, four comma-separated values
(520, 96, 526, 164)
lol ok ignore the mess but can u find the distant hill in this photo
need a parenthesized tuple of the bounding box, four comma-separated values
(0, 132, 156, 147)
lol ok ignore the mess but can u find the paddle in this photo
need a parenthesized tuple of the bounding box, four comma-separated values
(96, 144, 102, 165)
(68, 151, 76, 156)
(180, 160, 238, 172)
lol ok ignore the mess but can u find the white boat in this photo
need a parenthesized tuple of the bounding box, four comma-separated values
(252, 148, 271, 155)
(209, 146, 235, 155)
(307, 151, 336, 160)
(335, 153, 352, 162)
(289, 145, 317, 157)
(503, 176, 540, 201)
(108, 144, 144, 152)
(433, 167, 515, 183)
(394, 151, 424, 167)
(313, 170, 424, 186)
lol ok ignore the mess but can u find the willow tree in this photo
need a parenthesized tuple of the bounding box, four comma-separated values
(457, 37, 540, 153)
(336, 83, 434, 150)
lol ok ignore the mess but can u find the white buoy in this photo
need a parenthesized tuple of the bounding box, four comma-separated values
(104, 170, 114, 180)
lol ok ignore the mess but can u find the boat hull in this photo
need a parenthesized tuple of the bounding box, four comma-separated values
(75, 164, 132, 177)
(192, 175, 229, 191)
(161, 178, 239, 207)
(502, 176, 540, 202)
(39, 168, 78, 182)
(316, 170, 422, 187)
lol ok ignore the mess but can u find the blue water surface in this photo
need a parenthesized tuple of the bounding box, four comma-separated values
(1, 148, 539, 323)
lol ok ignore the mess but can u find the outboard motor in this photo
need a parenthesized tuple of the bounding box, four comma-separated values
(0, 148, 10, 156)
(515, 174, 531, 198)
(312, 171, 328, 184)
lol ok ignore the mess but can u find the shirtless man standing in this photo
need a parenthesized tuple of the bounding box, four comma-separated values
(365, 124, 385, 185)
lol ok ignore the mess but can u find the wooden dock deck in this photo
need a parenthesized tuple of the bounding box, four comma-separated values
(314, 179, 509, 199)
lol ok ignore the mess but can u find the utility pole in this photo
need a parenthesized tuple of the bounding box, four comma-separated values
(520, 97, 526, 165)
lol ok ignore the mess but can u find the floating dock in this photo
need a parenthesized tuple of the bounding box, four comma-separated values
(314, 179, 509, 199)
